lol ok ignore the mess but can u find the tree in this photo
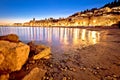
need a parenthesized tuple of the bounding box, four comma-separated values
(102, 0, 120, 8)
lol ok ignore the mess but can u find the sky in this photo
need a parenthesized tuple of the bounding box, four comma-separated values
(0, 0, 113, 24)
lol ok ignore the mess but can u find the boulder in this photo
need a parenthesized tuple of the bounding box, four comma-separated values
(22, 67, 46, 80)
(0, 40, 30, 73)
(33, 46, 51, 60)
(0, 53, 4, 65)
(28, 42, 51, 60)
(0, 74, 9, 80)
(0, 34, 19, 42)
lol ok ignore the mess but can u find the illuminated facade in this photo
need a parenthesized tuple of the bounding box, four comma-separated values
(21, 6, 120, 27)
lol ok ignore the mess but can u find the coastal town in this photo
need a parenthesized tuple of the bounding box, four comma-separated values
(13, 6, 120, 27)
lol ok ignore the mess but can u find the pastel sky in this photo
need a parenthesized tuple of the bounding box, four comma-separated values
(0, 0, 113, 24)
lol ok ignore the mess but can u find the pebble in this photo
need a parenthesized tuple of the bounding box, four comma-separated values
(60, 68, 64, 71)
(68, 77, 71, 80)
(80, 67, 86, 71)
(94, 71, 97, 75)
(113, 78, 117, 80)
(26, 67, 29, 70)
(69, 67, 76, 71)
(62, 77, 67, 80)
(83, 68, 86, 70)
(50, 64, 53, 67)
(29, 60, 35, 64)
(72, 68, 76, 71)
(96, 67, 100, 70)
(49, 77, 54, 80)
(46, 77, 49, 79)
(64, 68, 67, 71)
(42, 76, 46, 80)
(65, 67, 67, 70)
(88, 68, 93, 72)
(113, 75, 117, 78)
(105, 76, 112, 79)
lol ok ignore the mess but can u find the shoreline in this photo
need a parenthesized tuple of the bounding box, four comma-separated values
(0, 28, 120, 80)
(0, 25, 119, 29)
(9, 28, 120, 80)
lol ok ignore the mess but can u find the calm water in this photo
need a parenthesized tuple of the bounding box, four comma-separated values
(0, 27, 100, 52)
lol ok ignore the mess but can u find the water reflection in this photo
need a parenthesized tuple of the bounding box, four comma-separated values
(0, 27, 100, 49)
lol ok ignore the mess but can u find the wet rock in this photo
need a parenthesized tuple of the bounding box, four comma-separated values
(33, 46, 51, 60)
(28, 42, 51, 60)
(0, 40, 30, 73)
(0, 34, 19, 42)
(0, 74, 9, 80)
(22, 67, 46, 80)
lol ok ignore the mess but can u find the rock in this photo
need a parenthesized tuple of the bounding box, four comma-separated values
(69, 67, 76, 71)
(0, 34, 19, 42)
(33, 46, 50, 60)
(22, 67, 46, 80)
(28, 60, 35, 64)
(0, 53, 4, 65)
(96, 67, 100, 70)
(0, 40, 30, 73)
(94, 71, 97, 75)
(28, 42, 51, 60)
(83, 68, 86, 70)
(43, 55, 51, 59)
(49, 77, 54, 80)
(113, 78, 117, 80)
(62, 77, 67, 80)
(105, 76, 112, 80)
(50, 64, 53, 67)
(0, 74, 9, 80)
(113, 75, 117, 78)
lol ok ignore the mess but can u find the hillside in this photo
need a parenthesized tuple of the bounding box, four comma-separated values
(14, 0, 120, 27)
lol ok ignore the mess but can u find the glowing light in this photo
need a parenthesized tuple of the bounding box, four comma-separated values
(81, 29, 86, 41)
(73, 29, 79, 45)
(83, 22, 86, 25)
(93, 20, 96, 23)
(47, 28, 52, 42)
(63, 28, 69, 45)
(88, 31, 100, 44)
(91, 31, 97, 44)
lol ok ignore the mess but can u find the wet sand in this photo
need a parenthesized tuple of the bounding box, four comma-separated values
(10, 29, 120, 80)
